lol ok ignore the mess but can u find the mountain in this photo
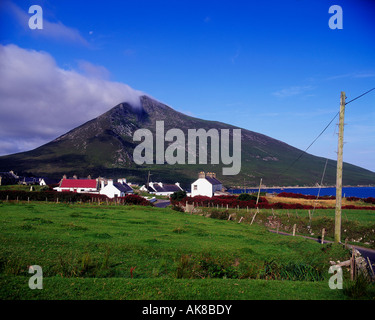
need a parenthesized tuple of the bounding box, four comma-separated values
(1, 95, 374, 188)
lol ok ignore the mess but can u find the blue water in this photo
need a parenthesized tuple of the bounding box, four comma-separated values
(228, 187, 375, 198)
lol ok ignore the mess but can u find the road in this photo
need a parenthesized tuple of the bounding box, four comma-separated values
(269, 229, 375, 266)
(153, 200, 171, 208)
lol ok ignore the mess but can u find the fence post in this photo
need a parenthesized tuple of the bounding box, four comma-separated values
(321, 228, 325, 244)
(250, 210, 258, 225)
(292, 224, 296, 236)
(350, 250, 356, 281)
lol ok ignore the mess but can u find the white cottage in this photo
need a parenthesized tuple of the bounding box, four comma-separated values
(191, 172, 223, 197)
(140, 182, 183, 196)
(99, 179, 133, 198)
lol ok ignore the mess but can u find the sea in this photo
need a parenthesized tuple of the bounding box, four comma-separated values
(228, 187, 375, 199)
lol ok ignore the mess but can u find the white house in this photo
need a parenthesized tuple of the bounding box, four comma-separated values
(99, 179, 133, 198)
(140, 182, 183, 196)
(191, 172, 223, 197)
(39, 177, 60, 186)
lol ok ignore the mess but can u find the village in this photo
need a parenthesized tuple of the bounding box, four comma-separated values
(0, 170, 229, 204)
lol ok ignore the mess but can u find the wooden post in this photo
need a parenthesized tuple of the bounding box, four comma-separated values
(321, 228, 325, 244)
(367, 257, 375, 279)
(292, 224, 296, 236)
(350, 250, 356, 281)
(335, 91, 346, 244)
(256, 178, 262, 206)
(250, 211, 258, 225)
(276, 223, 280, 234)
(238, 217, 244, 224)
(228, 214, 232, 221)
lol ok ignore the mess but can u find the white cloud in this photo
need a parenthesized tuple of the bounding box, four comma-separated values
(0, 44, 145, 156)
(272, 85, 314, 98)
(6, 1, 89, 46)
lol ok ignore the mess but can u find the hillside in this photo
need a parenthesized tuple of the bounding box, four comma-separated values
(0, 95, 374, 188)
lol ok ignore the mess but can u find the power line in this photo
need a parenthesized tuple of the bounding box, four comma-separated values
(345, 87, 375, 105)
(279, 87, 375, 177)
(279, 111, 339, 177)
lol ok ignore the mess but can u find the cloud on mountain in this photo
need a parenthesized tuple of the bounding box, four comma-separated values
(0, 44, 144, 156)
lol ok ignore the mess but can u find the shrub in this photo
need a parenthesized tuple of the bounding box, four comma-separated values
(170, 190, 187, 201)
(209, 210, 230, 220)
(238, 193, 257, 201)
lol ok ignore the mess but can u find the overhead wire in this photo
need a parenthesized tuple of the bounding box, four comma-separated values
(278, 87, 375, 178)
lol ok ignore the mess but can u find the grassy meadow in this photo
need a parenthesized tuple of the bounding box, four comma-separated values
(0, 200, 374, 300)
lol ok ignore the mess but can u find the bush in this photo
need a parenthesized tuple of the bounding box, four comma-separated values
(209, 210, 230, 220)
(170, 190, 187, 202)
(238, 193, 257, 201)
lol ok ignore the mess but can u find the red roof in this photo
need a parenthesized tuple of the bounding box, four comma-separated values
(60, 179, 97, 189)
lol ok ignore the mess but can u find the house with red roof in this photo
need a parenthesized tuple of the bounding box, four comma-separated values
(54, 178, 99, 194)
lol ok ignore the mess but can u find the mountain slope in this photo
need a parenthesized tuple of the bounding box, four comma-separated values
(1, 95, 374, 188)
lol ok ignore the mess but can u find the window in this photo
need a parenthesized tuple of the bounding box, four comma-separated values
(193, 185, 197, 190)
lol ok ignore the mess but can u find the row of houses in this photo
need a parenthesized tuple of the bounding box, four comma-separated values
(0, 171, 60, 186)
(1, 170, 227, 198)
(53, 178, 135, 199)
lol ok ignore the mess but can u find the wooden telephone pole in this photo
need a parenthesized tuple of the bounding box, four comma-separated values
(334, 91, 346, 243)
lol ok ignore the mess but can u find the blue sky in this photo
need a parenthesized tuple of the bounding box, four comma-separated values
(0, 0, 374, 172)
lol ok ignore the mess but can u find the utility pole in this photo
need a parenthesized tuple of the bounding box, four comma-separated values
(334, 91, 346, 243)
(256, 178, 262, 206)
(146, 171, 152, 189)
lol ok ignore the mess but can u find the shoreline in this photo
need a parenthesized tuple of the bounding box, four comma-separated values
(229, 185, 375, 190)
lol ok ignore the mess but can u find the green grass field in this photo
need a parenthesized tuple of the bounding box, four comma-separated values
(0, 201, 374, 300)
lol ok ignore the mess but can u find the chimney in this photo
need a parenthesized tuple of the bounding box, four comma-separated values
(101, 180, 105, 189)
(212, 173, 216, 178)
(63, 174, 67, 180)
(73, 175, 77, 179)
(108, 179, 113, 186)
(198, 171, 205, 179)
(207, 172, 213, 178)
